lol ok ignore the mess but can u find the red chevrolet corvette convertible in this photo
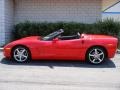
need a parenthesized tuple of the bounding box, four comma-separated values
(4, 29, 118, 64)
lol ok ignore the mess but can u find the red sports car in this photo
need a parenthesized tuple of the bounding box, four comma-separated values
(3, 29, 118, 64)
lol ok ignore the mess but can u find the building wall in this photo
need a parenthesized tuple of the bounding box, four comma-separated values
(14, 0, 101, 24)
(4, 0, 14, 43)
(0, 0, 14, 46)
(0, 0, 5, 46)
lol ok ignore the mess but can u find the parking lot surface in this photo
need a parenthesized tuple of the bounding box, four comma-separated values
(0, 52, 120, 90)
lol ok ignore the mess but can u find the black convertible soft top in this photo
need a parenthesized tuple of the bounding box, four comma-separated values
(42, 29, 80, 41)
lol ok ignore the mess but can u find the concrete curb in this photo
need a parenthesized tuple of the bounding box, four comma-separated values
(0, 48, 3, 51)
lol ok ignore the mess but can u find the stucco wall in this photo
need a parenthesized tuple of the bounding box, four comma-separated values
(0, 0, 5, 46)
(4, 0, 14, 43)
(0, 0, 14, 46)
(14, 0, 101, 24)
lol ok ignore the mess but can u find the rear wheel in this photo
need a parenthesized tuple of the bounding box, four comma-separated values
(86, 47, 106, 64)
(12, 46, 31, 63)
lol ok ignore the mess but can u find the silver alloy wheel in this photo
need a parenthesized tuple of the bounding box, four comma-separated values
(13, 47, 28, 62)
(88, 48, 105, 64)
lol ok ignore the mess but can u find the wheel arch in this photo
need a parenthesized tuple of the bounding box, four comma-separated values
(85, 45, 108, 59)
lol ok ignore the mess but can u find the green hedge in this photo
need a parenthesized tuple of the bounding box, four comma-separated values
(13, 19, 120, 40)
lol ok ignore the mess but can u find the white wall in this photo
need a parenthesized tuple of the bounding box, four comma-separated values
(4, 0, 14, 43)
(14, 0, 101, 24)
(0, 0, 5, 46)
(0, 0, 14, 46)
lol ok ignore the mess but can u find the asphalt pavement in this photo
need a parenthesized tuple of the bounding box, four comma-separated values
(0, 51, 120, 90)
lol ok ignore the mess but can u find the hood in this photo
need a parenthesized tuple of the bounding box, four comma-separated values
(10, 36, 41, 44)
(4, 36, 41, 48)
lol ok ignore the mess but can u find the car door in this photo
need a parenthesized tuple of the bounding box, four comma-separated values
(37, 40, 56, 59)
(52, 38, 84, 60)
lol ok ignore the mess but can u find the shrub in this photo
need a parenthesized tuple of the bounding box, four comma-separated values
(94, 19, 120, 36)
(13, 19, 120, 40)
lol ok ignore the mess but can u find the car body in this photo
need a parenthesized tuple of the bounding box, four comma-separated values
(4, 29, 118, 64)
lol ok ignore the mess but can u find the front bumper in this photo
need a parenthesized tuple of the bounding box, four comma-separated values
(3, 48, 11, 58)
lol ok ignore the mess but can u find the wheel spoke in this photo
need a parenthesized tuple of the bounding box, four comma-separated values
(19, 55, 22, 61)
(22, 54, 27, 58)
(94, 49, 98, 54)
(98, 52, 104, 56)
(14, 54, 19, 57)
(16, 49, 20, 54)
(89, 54, 95, 57)
(97, 57, 102, 62)
(92, 59, 96, 62)
(21, 49, 25, 54)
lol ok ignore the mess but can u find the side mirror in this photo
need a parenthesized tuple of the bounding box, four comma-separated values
(53, 38, 59, 43)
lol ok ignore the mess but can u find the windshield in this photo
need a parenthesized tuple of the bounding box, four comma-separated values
(42, 29, 64, 41)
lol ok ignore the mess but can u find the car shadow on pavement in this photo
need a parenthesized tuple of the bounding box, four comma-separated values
(0, 58, 116, 68)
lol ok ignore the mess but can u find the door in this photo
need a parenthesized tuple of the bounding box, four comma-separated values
(37, 40, 56, 59)
(52, 38, 84, 60)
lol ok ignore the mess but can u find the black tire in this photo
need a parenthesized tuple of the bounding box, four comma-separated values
(86, 47, 106, 65)
(12, 46, 31, 63)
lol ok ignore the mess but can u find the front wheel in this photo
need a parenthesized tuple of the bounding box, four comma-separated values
(12, 46, 31, 63)
(86, 47, 106, 64)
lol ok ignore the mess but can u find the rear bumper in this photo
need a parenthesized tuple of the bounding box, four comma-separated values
(107, 38, 118, 58)
(107, 47, 117, 58)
